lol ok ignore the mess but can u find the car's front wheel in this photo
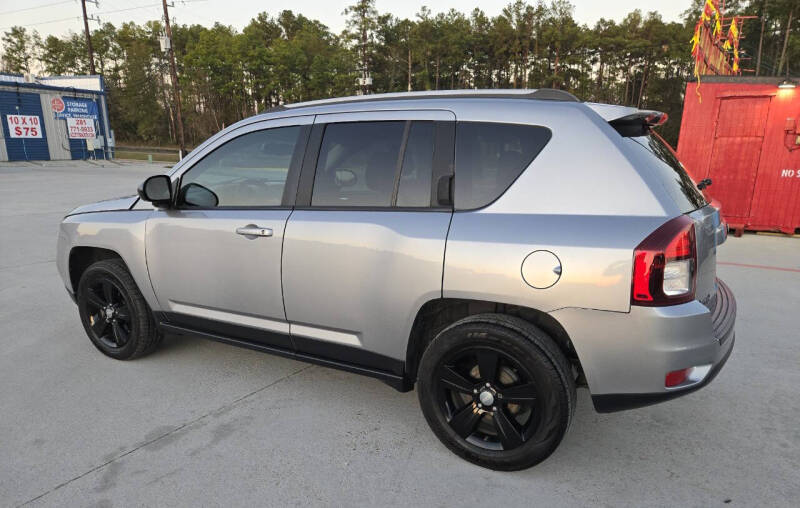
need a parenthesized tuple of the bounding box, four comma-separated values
(76, 258, 160, 360)
(417, 314, 576, 470)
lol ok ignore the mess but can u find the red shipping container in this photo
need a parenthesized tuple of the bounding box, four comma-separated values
(677, 76, 800, 234)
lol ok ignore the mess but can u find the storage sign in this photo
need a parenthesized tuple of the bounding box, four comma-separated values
(54, 97, 99, 120)
(6, 115, 43, 138)
(66, 117, 96, 139)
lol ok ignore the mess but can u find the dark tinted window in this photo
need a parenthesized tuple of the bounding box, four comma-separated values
(628, 134, 707, 213)
(179, 126, 301, 207)
(312, 122, 405, 207)
(454, 122, 551, 209)
(396, 121, 435, 207)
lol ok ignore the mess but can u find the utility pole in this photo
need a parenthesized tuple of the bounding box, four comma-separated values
(357, 25, 372, 95)
(776, 7, 794, 76)
(162, 0, 186, 158)
(81, 0, 98, 74)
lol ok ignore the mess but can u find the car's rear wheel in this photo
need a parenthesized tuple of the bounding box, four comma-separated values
(417, 314, 575, 470)
(77, 258, 160, 360)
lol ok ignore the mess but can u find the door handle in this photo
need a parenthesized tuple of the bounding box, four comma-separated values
(236, 225, 273, 237)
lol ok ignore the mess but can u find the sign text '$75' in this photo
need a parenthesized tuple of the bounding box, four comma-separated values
(6, 115, 42, 138)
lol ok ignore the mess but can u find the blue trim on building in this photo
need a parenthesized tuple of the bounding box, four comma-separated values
(0, 80, 106, 96)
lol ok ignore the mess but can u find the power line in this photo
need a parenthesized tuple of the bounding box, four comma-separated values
(0, 3, 163, 30)
(90, 2, 209, 24)
(0, 16, 81, 31)
(95, 4, 163, 17)
(97, 0, 161, 24)
(0, 1, 75, 17)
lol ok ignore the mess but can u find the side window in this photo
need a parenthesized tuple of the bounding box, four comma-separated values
(396, 121, 435, 207)
(178, 126, 301, 207)
(454, 122, 552, 210)
(312, 121, 405, 207)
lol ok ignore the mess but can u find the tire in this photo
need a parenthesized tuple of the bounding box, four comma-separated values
(76, 258, 160, 360)
(417, 313, 576, 471)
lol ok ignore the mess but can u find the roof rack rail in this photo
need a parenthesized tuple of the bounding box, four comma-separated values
(526, 89, 579, 102)
(281, 88, 580, 110)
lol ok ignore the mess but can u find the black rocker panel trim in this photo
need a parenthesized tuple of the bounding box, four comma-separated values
(292, 336, 404, 377)
(158, 312, 411, 391)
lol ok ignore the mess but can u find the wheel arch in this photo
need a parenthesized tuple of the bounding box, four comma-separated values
(405, 298, 583, 386)
(68, 246, 124, 293)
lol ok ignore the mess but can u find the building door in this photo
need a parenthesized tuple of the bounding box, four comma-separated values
(707, 96, 771, 220)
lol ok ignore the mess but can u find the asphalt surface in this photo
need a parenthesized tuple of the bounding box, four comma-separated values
(1, 161, 798, 507)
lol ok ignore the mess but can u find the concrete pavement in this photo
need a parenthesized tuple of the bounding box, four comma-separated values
(1, 162, 798, 507)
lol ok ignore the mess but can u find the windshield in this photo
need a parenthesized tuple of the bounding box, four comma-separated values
(627, 133, 707, 213)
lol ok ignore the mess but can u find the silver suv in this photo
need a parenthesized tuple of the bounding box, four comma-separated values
(57, 90, 736, 470)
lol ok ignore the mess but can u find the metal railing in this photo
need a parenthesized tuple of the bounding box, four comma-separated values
(114, 145, 184, 163)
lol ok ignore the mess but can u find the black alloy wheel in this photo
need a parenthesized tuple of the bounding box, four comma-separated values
(84, 276, 133, 350)
(435, 346, 540, 451)
(77, 259, 160, 360)
(417, 314, 575, 471)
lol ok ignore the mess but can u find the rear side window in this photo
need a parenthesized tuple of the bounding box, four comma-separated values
(454, 122, 551, 210)
(312, 122, 404, 207)
(311, 121, 436, 208)
(627, 134, 707, 213)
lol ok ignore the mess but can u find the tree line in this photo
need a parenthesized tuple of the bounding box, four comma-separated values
(1, 0, 797, 147)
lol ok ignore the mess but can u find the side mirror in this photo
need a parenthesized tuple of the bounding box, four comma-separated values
(180, 182, 219, 208)
(138, 175, 172, 207)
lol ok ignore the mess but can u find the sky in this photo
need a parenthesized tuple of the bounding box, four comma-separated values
(0, 0, 692, 40)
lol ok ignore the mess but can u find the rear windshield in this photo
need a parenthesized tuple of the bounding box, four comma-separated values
(626, 134, 707, 213)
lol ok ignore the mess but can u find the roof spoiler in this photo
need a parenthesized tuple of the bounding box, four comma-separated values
(608, 111, 668, 137)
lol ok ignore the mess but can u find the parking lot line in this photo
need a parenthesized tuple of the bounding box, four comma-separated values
(718, 261, 800, 273)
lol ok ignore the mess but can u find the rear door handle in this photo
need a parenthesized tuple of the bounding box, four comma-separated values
(236, 225, 273, 237)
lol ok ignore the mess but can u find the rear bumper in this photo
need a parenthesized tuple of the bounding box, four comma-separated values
(550, 278, 736, 412)
(591, 333, 734, 412)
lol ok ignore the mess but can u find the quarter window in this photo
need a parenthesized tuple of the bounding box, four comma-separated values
(627, 134, 707, 213)
(454, 122, 551, 210)
(178, 126, 302, 207)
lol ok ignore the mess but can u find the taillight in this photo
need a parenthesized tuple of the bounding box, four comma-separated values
(632, 215, 697, 306)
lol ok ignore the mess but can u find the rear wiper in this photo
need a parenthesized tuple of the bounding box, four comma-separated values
(697, 178, 712, 190)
